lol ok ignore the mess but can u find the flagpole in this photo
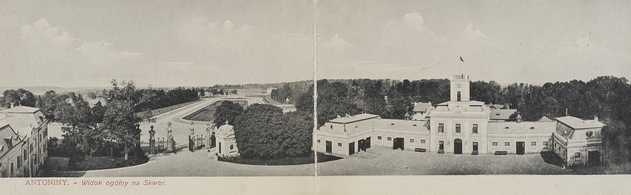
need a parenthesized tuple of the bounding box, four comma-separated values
(459, 56, 464, 74)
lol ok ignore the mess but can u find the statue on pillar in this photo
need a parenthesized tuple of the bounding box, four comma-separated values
(189, 121, 195, 152)
(206, 123, 213, 149)
(149, 125, 156, 154)
(166, 122, 176, 154)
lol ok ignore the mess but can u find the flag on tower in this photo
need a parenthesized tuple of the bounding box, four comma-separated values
(460, 56, 464, 62)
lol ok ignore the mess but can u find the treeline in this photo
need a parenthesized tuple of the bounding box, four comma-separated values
(269, 80, 315, 104)
(291, 79, 451, 126)
(133, 87, 203, 113)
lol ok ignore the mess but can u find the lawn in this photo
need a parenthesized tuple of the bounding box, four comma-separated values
(182, 100, 248, 121)
(67, 155, 149, 171)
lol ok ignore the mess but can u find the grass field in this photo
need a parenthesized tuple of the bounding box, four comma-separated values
(182, 99, 248, 121)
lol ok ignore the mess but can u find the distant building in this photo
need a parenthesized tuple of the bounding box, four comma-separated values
(0, 106, 49, 177)
(276, 105, 297, 113)
(551, 116, 605, 167)
(315, 74, 604, 166)
(485, 103, 508, 110)
(86, 97, 107, 108)
(266, 87, 277, 95)
(411, 102, 432, 120)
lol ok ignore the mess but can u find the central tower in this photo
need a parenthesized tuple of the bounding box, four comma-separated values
(450, 74, 470, 102)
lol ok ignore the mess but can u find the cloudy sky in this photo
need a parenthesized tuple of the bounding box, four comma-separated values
(1, 0, 629, 87)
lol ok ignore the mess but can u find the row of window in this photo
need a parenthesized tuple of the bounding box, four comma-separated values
(316, 140, 347, 147)
(491, 141, 548, 147)
(437, 123, 478, 134)
(376, 136, 427, 144)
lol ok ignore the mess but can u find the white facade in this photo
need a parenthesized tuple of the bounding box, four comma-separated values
(315, 74, 566, 158)
(0, 106, 49, 177)
(551, 116, 605, 167)
(215, 124, 239, 157)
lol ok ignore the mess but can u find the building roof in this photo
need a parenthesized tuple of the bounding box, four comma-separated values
(1, 106, 39, 114)
(0, 107, 45, 138)
(436, 100, 485, 106)
(216, 124, 235, 138)
(489, 109, 517, 120)
(538, 116, 555, 122)
(329, 114, 380, 124)
(0, 122, 22, 157)
(412, 102, 432, 112)
(487, 121, 557, 134)
(372, 119, 430, 133)
(485, 104, 507, 109)
(555, 116, 604, 130)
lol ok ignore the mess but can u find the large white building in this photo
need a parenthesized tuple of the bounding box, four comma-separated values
(315, 74, 604, 166)
(0, 106, 49, 177)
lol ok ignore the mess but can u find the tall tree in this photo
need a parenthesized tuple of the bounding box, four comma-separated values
(101, 79, 147, 160)
(234, 104, 285, 159)
(102, 100, 142, 160)
(214, 101, 244, 127)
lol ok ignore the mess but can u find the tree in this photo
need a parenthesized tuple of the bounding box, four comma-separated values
(17, 89, 37, 107)
(102, 100, 142, 160)
(213, 101, 244, 127)
(198, 88, 206, 97)
(295, 90, 313, 113)
(91, 101, 106, 124)
(100, 79, 147, 160)
(233, 104, 285, 159)
(316, 80, 361, 126)
(53, 93, 100, 156)
(470, 80, 502, 104)
(279, 111, 313, 157)
(602, 118, 631, 165)
(1, 89, 36, 108)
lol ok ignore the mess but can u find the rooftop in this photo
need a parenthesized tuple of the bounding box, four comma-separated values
(556, 116, 604, 130)
(0, 123, 22, 157)
(412, 102, 432, 112)
(329, 114, 380, 124)
(490, 109, 517, 120)
(216, 124, 235, 138)
(1, 106, 39, 114)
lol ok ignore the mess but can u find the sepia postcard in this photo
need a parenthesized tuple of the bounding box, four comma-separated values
(1, 0, 630, 194)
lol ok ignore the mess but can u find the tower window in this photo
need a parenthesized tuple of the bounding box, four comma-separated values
(438, 123, 444, 133)
(472, 124, 479, 134)
(455, 124, 461, 133)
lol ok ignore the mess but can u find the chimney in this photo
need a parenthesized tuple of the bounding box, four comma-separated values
(10, 102, 14, 108)
(594, 115, 599, 121)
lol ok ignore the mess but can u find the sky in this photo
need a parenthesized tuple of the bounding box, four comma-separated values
(1, 0, 630, 88)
